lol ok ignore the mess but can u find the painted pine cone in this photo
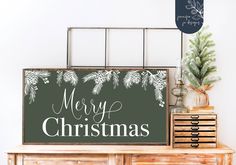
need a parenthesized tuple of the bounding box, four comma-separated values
(63, 71, 73, 82)
(26, 71, 38, 85)
(131, 72, 141, 84)
(95, 71, 107, 84)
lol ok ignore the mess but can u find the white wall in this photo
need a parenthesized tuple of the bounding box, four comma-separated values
(204, 0, 236, 162)
(0, 0, 236, 164)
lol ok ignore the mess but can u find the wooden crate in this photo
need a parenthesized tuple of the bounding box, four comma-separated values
(171, 113, 217, 148)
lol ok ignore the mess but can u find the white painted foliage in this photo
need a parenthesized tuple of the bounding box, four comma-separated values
(150, 71, 167, 107)
(83, 70, 120, 95)
(24, 70, 50, 104)
(124, 70, 167, 107)
(25, 70, 166, 108)
(56, 70, 78, 86)
(123, 71, 141, 88)
(185, 0, 203, 20)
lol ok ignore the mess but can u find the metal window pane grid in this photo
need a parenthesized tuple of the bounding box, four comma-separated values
(66, 27, 183, 69)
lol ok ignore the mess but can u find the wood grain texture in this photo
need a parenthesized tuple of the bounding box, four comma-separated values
(108, 154, 116, 165)
(16, 154, 23, 165)
(131, 154, 219, 164)
(7, 144, 235, 165)
(7, 144, 234, 154)
(22, 154, 109, 165)
(8, 154, 15, 165)
(224, 154, 233, 165)
(115, 155, 124, 165)
(124, 155, 131, 165)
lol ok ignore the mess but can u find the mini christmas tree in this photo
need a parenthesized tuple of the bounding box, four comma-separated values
(183, 27, 220, 107)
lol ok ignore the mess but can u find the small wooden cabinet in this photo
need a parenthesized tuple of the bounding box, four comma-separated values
(171, 113, 217, 148)
(8, 144, 234, 165)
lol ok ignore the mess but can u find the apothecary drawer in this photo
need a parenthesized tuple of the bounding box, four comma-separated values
(173, 114, 217, 120)
(172, 113, 217, 148)
(173, 143, 217, 148)
(174, 120, 216, 126)
(174, 137, 216, 143)
(174, 131, 216, 137)
(174, 126, 216, 131)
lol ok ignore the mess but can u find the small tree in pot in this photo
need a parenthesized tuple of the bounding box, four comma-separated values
(183, 27, 220, 108)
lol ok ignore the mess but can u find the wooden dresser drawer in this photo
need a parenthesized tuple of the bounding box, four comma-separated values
(23, 154, 109, 165)
(129, 154, 220, 164)
(172, 113, 217, 148)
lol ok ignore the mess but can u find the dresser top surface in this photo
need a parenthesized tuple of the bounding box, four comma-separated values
(7, 143, 234, 154)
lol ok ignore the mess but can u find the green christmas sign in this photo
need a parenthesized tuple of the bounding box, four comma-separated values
(23, 69, 169, 144)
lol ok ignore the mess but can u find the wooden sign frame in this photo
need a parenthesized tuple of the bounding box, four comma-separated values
(22, 68, 169, 145)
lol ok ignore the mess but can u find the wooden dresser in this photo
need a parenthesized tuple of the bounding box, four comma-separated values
(7, 144, 234, 165)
